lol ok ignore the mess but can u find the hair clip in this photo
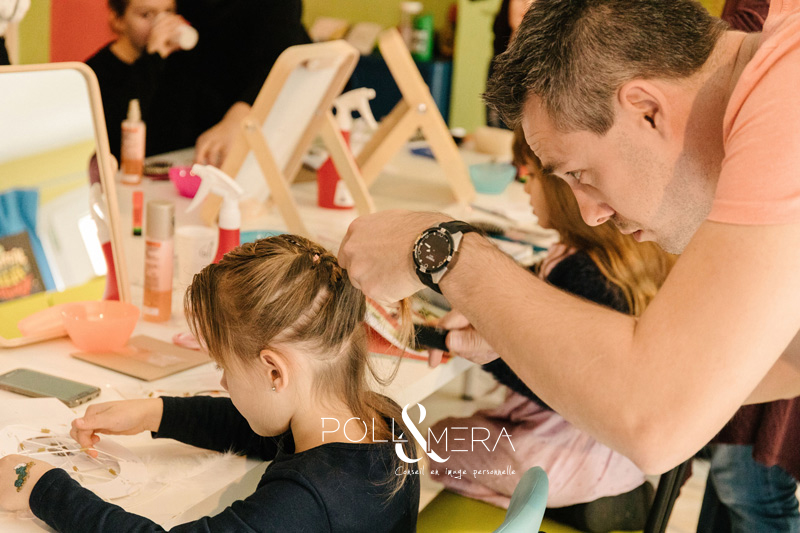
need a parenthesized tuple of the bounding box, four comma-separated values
(312, 253, 320, 264)
(14, 462, 34, 492)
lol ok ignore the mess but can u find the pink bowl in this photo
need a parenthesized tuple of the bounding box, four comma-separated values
(61, 301, 140, 353)
(169, 165, 202, 198)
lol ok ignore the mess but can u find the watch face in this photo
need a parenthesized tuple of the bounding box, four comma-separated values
(414, 230, 453, 273)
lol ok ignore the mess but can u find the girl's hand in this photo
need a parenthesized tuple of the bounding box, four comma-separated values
(70, 399, 164, 456)
(0, 455, 54, 511)
(146, 13, 184, 58)
(427, 310, 500, 368)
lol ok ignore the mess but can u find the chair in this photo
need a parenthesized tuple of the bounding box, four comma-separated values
(417, 460, 692, 533)
(494, 466, 549, 532)
(642, 460, 692, 533)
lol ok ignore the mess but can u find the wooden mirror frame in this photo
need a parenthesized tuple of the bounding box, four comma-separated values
(0, 62, 130, 347)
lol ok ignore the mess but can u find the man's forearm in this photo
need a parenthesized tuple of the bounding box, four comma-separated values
(439, 222, 800, 473)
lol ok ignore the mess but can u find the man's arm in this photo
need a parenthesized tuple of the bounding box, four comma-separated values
(441, 220, 800, 473)
(340, 212, 800, 474)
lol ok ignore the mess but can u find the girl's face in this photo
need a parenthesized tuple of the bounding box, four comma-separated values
(111, 0, 176, 50)
(218, 348, 306, 438)
(525, 174, 551, 229)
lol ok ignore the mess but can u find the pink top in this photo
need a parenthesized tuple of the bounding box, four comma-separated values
(708, 0, 800, 224)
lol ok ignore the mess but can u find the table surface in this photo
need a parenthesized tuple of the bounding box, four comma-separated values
(0, 143, 547, 531)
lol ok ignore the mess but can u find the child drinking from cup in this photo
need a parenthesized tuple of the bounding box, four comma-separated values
(0, 235, 420, 532)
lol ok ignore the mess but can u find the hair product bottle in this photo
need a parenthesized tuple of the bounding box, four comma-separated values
(121, 99, 146, 185)
(143, 200, 174, 322)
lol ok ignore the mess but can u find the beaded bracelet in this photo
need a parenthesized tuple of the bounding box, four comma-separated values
(14, 462, 34, 492)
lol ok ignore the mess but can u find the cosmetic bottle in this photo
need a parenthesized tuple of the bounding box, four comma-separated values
(121, 99, 146, 185)
(143, 200, 174, 322)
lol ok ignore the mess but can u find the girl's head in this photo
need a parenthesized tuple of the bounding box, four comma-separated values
(186, 235, 369, 435)
(512, 126, 676, 314)
(108, 0, 175, 50)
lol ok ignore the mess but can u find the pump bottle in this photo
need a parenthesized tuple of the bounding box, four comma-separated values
(121, 99, 146, 185)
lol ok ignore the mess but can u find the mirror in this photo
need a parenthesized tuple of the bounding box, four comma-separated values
(0, 63, 129, 347)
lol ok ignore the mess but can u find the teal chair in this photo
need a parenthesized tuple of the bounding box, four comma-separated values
(494, 466, 549, 532)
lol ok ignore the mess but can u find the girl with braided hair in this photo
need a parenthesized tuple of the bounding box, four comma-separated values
(0, 234, 420, 532)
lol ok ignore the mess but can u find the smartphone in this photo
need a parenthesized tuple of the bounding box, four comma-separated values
(0, 368, 101, 407)
(413, 324, 450, 352)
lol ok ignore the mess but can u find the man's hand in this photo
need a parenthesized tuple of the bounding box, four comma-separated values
(70, 399, 164, 456)
(428, 310, 500, 368)
(195, 102, 251, 167)
(339, 210, 450, 305)
(0, 455, 54, 511)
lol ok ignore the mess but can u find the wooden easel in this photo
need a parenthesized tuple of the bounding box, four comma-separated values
(220, 40, 375, 238)
(355, 29, 475, 204)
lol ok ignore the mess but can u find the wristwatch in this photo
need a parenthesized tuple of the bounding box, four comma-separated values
(413, 221, 481, 293)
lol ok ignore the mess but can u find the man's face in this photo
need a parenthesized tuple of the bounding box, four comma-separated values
(521, 96, 713, 254)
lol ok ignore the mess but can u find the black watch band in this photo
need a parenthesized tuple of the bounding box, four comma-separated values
(413, 221, 482, 294)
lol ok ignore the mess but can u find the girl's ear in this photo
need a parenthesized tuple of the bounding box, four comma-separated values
(258, 349, 290, 392)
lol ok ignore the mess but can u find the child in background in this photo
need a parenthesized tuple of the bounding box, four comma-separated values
(426, 127, 676, 532)
(0, 235, 420, 532)
(86, 0, 205, 160)
(86, 0, 310, 166)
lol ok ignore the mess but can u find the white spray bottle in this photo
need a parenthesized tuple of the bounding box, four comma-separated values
(187, 164, 245, 263)
(317, 87, 378, 209)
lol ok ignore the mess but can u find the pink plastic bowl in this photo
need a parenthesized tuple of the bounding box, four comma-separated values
(169, 165, 202, 199)
(61, 301, 140, 353)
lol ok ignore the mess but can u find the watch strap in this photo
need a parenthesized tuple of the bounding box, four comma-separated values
(414, 221, 482, 294)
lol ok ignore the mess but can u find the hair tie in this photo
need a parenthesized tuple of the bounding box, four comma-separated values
(312, 253, 320, 264)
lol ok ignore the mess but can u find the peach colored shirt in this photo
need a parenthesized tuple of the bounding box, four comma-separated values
(708, 0, 800, 224)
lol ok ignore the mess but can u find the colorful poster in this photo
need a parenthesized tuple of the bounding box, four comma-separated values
(0, 232, 45, 302)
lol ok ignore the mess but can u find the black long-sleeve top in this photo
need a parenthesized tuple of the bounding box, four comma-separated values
(482, 251, 630, 409)
(29, 396, 419, 532)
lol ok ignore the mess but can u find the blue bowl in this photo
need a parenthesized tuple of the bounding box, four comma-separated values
(469, 162, 517, 194)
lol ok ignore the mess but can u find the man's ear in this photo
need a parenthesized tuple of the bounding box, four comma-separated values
(109, 11, 124, 36)
(617, 80, 668, 136)
(258, 349, 290, 392)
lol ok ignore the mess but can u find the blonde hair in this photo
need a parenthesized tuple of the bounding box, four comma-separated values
(512, 127, 675, 315)
(185, 234, 414, 495)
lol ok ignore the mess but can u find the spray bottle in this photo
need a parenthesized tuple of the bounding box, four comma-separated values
(187, 164, 245, 263)
(317, 87, 378, 209)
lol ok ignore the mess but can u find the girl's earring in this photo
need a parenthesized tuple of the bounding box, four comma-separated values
(271, 384, 277, 392)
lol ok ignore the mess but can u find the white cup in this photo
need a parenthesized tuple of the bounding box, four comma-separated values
(175, 225, 217, 288)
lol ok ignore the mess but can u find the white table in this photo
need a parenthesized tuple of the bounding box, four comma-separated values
(1, 143, 545, 531)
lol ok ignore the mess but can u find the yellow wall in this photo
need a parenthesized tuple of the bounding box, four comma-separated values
(0, 140, 95, 204)
(303, 0, 454, 36)
(17, 0, 50, 65)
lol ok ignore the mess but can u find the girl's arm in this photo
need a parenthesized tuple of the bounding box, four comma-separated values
(153, 396, 281, 460)
(72, 397, 281, 461)
(29, 466, 325, 532)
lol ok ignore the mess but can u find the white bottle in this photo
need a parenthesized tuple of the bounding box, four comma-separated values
(143, 200, 174, 322)
(121, 99, 146, 185)
(174, 21, 199, 50)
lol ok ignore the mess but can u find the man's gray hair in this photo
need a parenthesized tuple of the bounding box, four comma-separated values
(484, 0, 727, 133)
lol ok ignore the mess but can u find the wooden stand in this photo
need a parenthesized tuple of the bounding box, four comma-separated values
(356, 29, 475, 204)
(220, 40, 374, 237)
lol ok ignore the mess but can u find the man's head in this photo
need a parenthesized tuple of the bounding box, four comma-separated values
(485, 0, 727, 253)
